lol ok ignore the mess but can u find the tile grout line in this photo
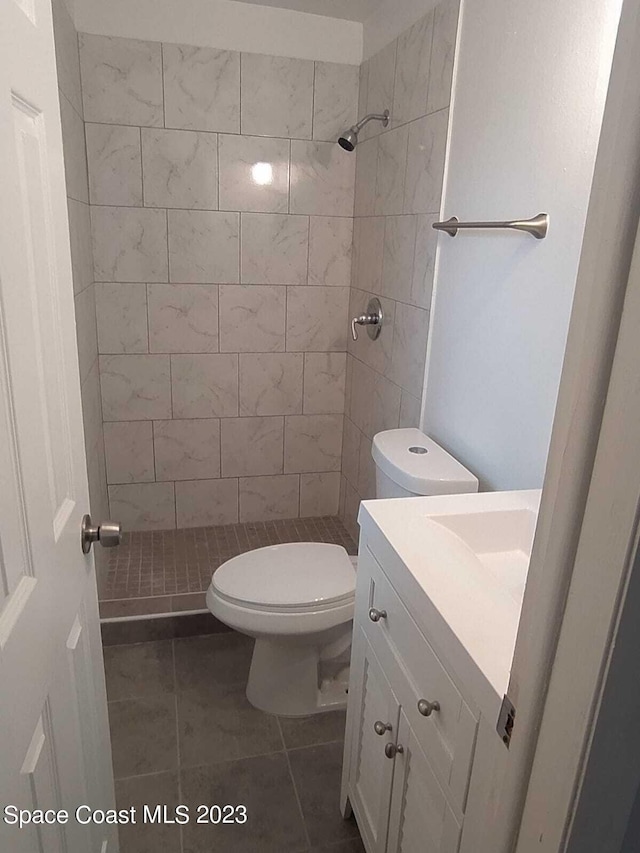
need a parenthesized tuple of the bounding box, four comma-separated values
(282, 733, 312, 852)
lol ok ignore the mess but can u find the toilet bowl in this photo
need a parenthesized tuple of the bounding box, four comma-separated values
(207, 428, 479, 717)
(207, 542, 356, 717)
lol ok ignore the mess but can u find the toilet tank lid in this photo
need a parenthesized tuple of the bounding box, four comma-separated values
(372, 428, 479, 495)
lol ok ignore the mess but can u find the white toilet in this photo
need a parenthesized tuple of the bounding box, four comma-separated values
(206, 428, 478, 717)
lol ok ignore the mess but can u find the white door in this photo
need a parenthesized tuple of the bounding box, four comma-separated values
(0, 1, 117, 851)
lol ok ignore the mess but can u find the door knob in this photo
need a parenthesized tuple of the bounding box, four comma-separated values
(384, 742, 404, 759)
(374, 720, 392, 736)
(81, 514, 122, 554)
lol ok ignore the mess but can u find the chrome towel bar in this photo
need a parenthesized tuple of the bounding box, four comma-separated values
(432, 212, 549, 239)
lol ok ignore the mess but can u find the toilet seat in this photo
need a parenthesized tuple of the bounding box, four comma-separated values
(212, 542, 356, 614)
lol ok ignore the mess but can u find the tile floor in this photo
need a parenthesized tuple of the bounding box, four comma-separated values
(101, 516, 358, 619)
(105, 631, 364, 853)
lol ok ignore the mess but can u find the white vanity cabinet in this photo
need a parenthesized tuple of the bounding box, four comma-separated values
(341, 543, 481, 853)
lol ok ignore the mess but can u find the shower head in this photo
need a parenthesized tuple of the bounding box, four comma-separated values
(338, 110, 390, 151)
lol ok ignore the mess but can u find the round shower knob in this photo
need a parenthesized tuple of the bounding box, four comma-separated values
(374, 720, 392, 736)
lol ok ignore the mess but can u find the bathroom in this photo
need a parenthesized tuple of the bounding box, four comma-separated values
(2, 0, 640, 850)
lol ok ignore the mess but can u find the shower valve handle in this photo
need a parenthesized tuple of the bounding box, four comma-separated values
(351, 297, 383, 342)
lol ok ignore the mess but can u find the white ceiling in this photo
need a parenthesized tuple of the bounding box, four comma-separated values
(229, 0, 382, 23)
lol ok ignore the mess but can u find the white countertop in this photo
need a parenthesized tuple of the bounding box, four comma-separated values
(359, 489, 541, 717)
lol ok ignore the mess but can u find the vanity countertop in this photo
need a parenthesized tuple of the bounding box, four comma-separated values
(358, 489, 541, 719)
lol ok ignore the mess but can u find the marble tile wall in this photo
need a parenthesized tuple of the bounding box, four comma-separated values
(79, 33, 359, 529)
(52, 0, 111, 590)
(339, 0, 459, 540)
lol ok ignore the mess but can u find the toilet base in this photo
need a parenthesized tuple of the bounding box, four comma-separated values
(246, 636, 350, 717)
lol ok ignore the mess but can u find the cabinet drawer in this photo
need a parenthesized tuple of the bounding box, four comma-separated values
(361, 548, 477, 811)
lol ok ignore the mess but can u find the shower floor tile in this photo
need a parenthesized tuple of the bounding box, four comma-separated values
(100, 516, 357, 618)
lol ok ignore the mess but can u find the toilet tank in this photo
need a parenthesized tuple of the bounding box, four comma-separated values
(372, 428, 479, 498)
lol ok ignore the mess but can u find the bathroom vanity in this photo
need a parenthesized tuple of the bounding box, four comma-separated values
(340, 490, 541, 853)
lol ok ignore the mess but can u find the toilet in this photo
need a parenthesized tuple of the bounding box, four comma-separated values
(206, 428, 478, 717)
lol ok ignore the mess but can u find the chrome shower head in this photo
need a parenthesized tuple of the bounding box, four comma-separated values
(338, 128, 358, 151)
(337, 110, 390, 151)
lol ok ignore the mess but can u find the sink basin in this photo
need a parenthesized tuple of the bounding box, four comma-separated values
(428, 507, 537, 602)
(359, 488, 542, 707)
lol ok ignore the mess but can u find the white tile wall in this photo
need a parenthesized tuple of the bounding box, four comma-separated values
(284, 414, 343, 473)
(241, 213, 309, 285)
(239, 353, 304, 417)
(96, 283, 148, 354)
(168, 210, 239, 283)
(147, 284, 219, 353)
(175, 479, 239, 527)
(170, 354, 239, 418)
(78, 31, 359, 528)
(240, 54, 314, 138)
(79, 34, 164, 126)
(299, 471, 341, 517)
(290, 141, 356, 216)
(104, 421, 155, 484)
(340, 0, 458, 540)
(53, 0, 110, 586)
(313, 62, 360, 143)
(163, 44, 240, 133)
(141, 128, 218, 210)
(86, 124, 143, 206)
(221, 417, 285, 477)
(100, 354, 172, 421)
(219, 285, 286, 353)
(219, 135, 290, 213)
(239, 475, 300, 523)
(153, 419, 220, 481)
(92, 206, 168, 282)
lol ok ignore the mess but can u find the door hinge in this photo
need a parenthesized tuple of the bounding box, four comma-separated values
(497, 694, 516, 748)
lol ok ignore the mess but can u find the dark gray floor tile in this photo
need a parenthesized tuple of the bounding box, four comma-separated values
(279, 710, 347, 750)
(178, 681, 283, 768)
(174, 632, 254, 692)
(310, 840, 366, 853)
(288, 742, 359, 847)
(104, 641, 174, 701)
(115, 771, 181, 853)
(109, 695, 178, 779)
(181, 753, 307, 853)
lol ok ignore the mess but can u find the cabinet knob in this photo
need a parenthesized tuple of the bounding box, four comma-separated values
(373, 720, 392, 736)
(368, 607, 387, 622)
(417, 699, 441, 717)
(384, 742, 404, 759)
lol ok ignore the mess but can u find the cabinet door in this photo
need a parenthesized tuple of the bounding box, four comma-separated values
(349, 630, 401, 853)
(387, 711, 462, 853)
